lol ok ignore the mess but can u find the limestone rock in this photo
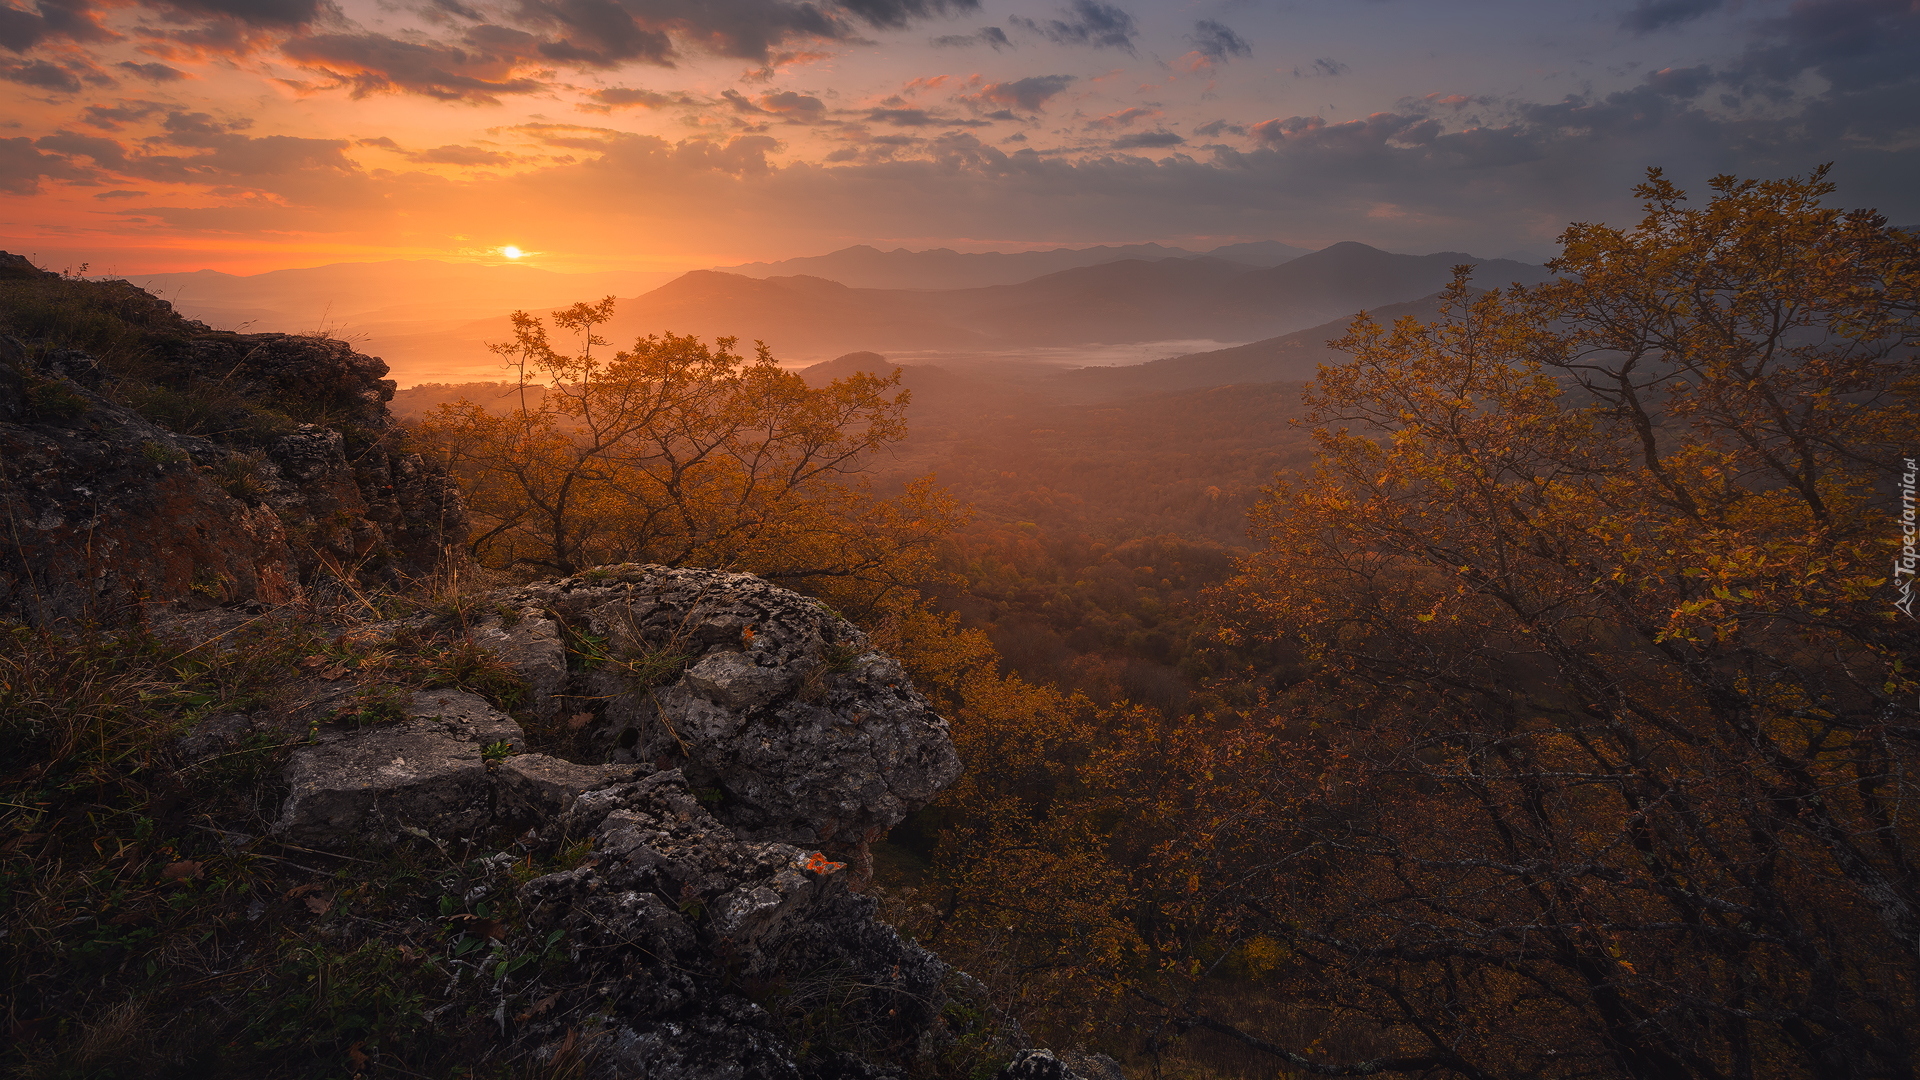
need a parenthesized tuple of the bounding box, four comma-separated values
(517, 771, 947, 1080)
(272, 688, 525, 845)
(497, 753, 644, 818)
(481, 565, 963, 849)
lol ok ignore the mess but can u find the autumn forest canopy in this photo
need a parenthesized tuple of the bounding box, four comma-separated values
(368, 170, 1920, 1078)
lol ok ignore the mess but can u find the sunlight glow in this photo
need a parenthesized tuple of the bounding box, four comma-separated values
(501, 246, 525, 260)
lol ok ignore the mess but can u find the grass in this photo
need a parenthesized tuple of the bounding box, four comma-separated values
(0, 601, 573, 1080)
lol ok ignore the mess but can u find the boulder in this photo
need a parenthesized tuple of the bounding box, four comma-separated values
(480, 566, 963, 849)
(516, 770, 948, 1080)
(272, 688, 525, 845)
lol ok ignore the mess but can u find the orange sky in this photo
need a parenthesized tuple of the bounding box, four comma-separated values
(3, 0, 1916, 275)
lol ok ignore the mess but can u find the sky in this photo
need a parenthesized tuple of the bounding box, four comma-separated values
(1, 0, 1915, 274)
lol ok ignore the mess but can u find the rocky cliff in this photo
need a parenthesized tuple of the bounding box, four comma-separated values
(0, 251, 466, 625)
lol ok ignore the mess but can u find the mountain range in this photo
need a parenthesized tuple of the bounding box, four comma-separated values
(145, 241, 1549, 386)
(713, 240, 1311, 290)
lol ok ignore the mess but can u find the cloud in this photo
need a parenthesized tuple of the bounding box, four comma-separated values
(758, 89, 825, 120)
(83, 100, 168, 129)
(1086, 106, 1154, 129)
(0, 134, 91, 193)
(1009, 0, 1136, 52)
(1187, 19, 1249, 62)
(1642, 65, 1713, 98)
(1192, 119, 1244, 137)
(92, 187, 145, 198)
(931, 25, 1009, 49)
(866, 107, 989, 127)
(116, 60, 188, 81)
(963, 73, 1074, 112)
(0, 0, 115, 52)
(279, 32, 547, 102)
(161, 0, 330, 28)
(587, 85, 684, 108)
(1110, 130, 1180, 148)
(1300, 57, 1349, 77)
(1621, 0, 1723, 34)
(0, 58, 82, 92)
(406, 143, 516, 165)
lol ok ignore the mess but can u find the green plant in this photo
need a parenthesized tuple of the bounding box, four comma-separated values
(24, 378, 89, 421)
(337, 684, 412, 727)
(481, 739, 513, 763)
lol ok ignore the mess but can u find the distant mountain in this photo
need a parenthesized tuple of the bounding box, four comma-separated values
(713, 239, 1310, 290)
(132, 259, 677, 336)
(601, 243, 1548, 361)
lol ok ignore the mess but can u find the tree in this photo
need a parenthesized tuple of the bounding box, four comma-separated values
(1166, 170, 1920, 1077)
(412, 300, 963, 606)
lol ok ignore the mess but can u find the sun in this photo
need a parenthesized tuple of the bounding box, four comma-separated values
(500, 245, 525, 260)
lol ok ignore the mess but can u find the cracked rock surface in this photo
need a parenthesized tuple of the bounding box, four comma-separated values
(478, 565, 963, 850)
(273, 688, 525, 845)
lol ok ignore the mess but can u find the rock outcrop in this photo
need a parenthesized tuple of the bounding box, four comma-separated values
(0, 252, 466, 625)
(233, 566, 1036, 1078)
(478, 566, 964, 853)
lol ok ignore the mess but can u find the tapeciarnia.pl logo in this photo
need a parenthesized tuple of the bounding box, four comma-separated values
(1897, 457, 1918, 619)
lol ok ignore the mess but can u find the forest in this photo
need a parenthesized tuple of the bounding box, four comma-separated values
(402, 170, 1920, 1078)
(3, 169, 1916, 1079)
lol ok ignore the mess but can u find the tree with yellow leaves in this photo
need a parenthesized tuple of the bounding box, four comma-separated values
(412, 299, 963, 609)
(1171, 169, 1920, 1077)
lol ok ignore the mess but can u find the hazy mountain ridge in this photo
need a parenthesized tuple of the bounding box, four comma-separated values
(714, 239, 1311, 289)
(140, 241, 1546, 384)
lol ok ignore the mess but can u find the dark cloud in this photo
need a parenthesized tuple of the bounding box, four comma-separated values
(92, 187, 145, 198)
(832, 0, 978, 31)
(356, 135, 399, 148)
(1192, 119, 1245, 137)
(1643, 64, 1712, 97)
(280, 32, 546, 102)
(1110, 130, 1181, 149)
(0, 57, 81, 92)
(758, 89, 825, 120)
(116, 60, 188, 81)
(0, 134, 90, 193)
(511, 0, 672, 67)
(407, 143, 515, 165)
(930, 25, 1008, 48)
(867, 107, 989, 127)
(84, 101, 168, 130)
(1188, 19, 1249, 61)
(161, 0, 329, 28)
(1086, 106, 1153, 129)
(589, 85, 683, 107)
(1304, 57, 1349, 77)
(1009, 0, 1136, 52)
(1621, 0, 1722, 34)
(1740, 0, 1920, 93)
(0, 0, 114, 53)
(965, 73, 1073, 112)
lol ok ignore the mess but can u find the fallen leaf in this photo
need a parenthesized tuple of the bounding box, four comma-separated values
(284, 882, 325, 900)
(160, 860, 204, 881)
(299, 655, 327, 669)
(397, 945, 423, 961)
(515, 990, 563, 1022)
(567, 712, 596, 730)
(318, 663, 350, 681)
(347, 1043, 369, 1069)
(304, 894, 333, 915)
